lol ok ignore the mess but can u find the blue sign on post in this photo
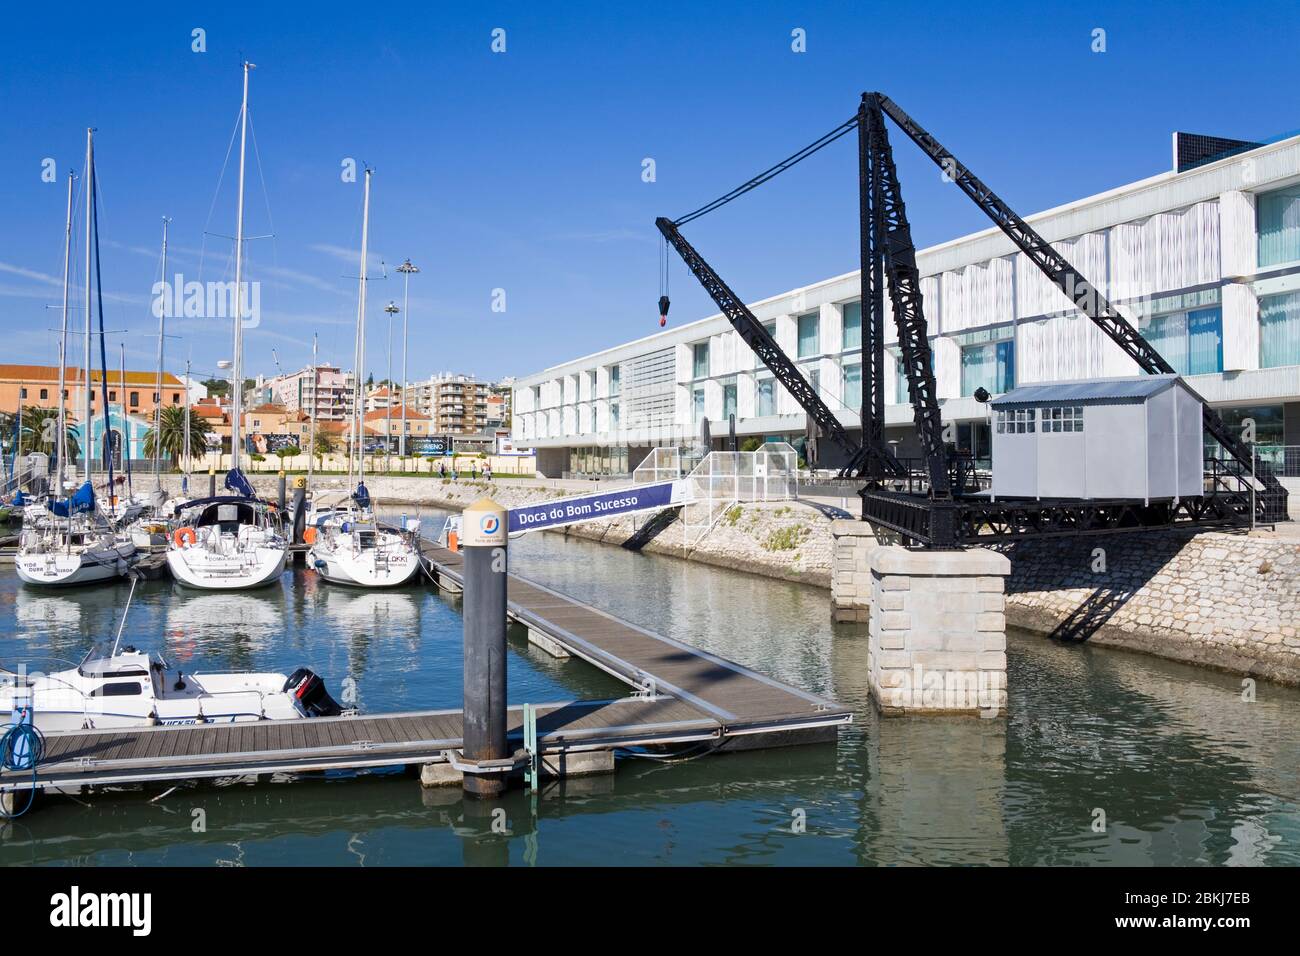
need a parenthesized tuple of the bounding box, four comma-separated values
(507, 481, 678, 535)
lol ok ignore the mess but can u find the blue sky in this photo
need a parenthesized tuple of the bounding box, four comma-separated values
(1, 0, 1296, 387)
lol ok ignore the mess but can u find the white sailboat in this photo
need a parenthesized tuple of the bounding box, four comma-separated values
(165, 62, 288, 591)
(306, 169, 421, 588)
(16, 128, 137, 587)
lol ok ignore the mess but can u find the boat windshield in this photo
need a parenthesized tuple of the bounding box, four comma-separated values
(77, 642, 154, 677)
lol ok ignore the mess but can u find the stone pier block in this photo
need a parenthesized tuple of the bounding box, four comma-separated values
(867, 545, 1011, 717)
(829, 519, 880, 621)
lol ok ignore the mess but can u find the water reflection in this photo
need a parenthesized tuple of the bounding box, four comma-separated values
(0, 518, 1296, 866)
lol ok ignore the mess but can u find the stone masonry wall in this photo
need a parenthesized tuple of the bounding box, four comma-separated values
(999, 530, 1300, 685)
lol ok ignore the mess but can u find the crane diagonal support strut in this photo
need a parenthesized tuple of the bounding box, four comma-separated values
(656, 217, 892, 473)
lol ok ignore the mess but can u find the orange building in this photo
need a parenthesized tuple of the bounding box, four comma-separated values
(0, 364, 187, 419)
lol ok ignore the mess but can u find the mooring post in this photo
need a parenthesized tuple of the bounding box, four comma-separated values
(291, 475, 307, 555)
(277, 469, 287, 511)
(208, 465, 216, 498)
(461, 497, 509, 797)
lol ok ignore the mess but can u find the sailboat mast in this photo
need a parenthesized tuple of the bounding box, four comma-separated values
(183, 357, 192, 495)
(82, 128, 93, 485)
(55, 169, 75, 494)
(308, 333, 317, 483)
(120, 342, 132, 497)
(354, 167, 372, 487)
(229, 61, 254, 476)
(154, 217, 170, 487)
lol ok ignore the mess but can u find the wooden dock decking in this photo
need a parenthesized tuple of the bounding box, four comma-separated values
(420, 542, 850, 733)
(1, 540, 851, 796)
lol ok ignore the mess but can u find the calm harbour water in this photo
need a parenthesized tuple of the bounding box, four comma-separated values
(2, 516, 1298, 866)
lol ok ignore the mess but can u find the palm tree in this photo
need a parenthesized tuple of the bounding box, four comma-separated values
(2, 406, 81, 462)
(143, 406, 214, 468)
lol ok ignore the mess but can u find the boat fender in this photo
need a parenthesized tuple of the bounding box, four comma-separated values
(173, 526, 198, 548)
(174, 671, 186, 692)
(303, 527, 318, 545)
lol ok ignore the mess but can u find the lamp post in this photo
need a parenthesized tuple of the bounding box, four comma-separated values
(384, 300, 400, 472)
(395, 258, 419, 463)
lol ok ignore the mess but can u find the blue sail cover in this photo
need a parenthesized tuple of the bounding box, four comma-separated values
(49, 481, 95, 517)
(352, 481, 371, 510)
(225, 467, 255, 498)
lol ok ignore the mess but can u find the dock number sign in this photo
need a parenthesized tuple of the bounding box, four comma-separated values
(507, 481, 679, 535)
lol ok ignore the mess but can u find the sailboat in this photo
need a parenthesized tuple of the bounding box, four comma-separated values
(306, 169, 421, 587)
(165, 63, 288, 590)
(15, 128, 138, 587)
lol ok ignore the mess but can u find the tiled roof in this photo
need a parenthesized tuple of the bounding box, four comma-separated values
(0, 364, 185, 386)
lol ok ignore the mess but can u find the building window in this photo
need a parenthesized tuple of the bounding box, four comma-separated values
(960, 340, 1015, 397)
(763, 321, 776, 340)
(39, 388, 48, 400)
(172, 392, 180, 404)
(1258, 184, 1300, 268)
(722, 379, 737, 421)
(692, 387, 705, 423)
(797, 312, 819, 357)
(610, 402, 620, 429)
(109, 390, 116, 401)
(1259, 291, 1300, 368)
(19, 387, 26, 399)
(843, 363, 862, 411)
(693, 343, 710, 378)
(756, 378, 776, 417)
(130, 391, 139, 406)
(894, 355, 908, 406)
(609, 365, 621, 396)
(1142, 307, 1222, 375)
(842, 301, 861, 351)
(589, 405, 596, 433)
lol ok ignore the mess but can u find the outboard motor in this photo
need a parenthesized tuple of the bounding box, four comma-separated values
(283, 668, 343, 717)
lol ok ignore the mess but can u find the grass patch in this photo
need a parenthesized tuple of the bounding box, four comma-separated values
(723, 504, 743, 526)
(763, 524, 809, 551)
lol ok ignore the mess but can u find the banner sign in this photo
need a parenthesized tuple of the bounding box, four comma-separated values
(410, 436, 450, 456)
(507, 480, 681, 535)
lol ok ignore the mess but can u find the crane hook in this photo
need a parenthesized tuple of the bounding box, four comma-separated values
(658, 295, 670, 328)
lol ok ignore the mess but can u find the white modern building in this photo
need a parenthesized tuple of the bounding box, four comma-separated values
(513, 131, 1300, 479)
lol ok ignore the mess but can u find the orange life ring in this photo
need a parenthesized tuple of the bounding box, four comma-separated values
(173, 526, 198, 548)
(303, 527, 318, 545)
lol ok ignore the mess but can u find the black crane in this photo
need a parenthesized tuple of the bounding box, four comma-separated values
(658, 91, 1288, 546)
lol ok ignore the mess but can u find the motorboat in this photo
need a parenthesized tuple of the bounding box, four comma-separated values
(0, 643, 343, 734)
(165, 493, 288, 590)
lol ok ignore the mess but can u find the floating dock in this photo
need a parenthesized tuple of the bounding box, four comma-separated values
(2, 543, 851, 801)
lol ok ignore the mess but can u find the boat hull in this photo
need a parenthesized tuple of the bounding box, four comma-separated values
(308, 544, 421, 588)
(166, 545, 288, 590)
(14, 542, 136, 587)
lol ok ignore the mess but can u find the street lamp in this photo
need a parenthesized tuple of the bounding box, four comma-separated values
(395, 258, 420, 462)
(384, 300, 400, 471)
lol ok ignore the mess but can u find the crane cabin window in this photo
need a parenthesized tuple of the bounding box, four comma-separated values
(995, 408, 1036, 434)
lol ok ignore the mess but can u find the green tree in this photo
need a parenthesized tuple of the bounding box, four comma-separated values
(312, 432, 337, 467)
(1, 407, 81, 461)
(275, 445, 301, 461)
(142, 406, 214, 467)
(201, 378, 229, 398)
